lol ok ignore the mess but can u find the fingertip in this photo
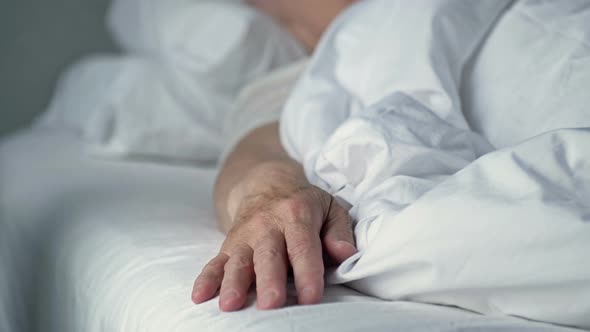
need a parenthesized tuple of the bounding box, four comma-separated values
(219, 289, 245, 312)
(297, 286, 323, 305)
(191, 283, 214, 304)
(191, 291, 205, 304)
(192, 293, 209, 305)
(256, 289, 286, 310)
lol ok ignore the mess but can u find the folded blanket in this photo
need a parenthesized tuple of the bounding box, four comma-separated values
(281, 0, 590, 329)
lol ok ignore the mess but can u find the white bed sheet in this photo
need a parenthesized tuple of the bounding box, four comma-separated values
(0, 129, 583, 332)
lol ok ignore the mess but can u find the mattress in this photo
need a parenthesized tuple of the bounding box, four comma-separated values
(0, 129, 582, 332)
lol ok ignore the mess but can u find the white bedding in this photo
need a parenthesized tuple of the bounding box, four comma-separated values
(0, 130, 583, 332)
(3, 0, 590, 330)
(39, 0, 305, 162)
(282, 0, 590, 329)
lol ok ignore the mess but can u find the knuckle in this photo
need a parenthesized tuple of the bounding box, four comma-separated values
(205, 260, 222, 271)
(241, 213, 283, 239)
(200, 268, 223, 281)
(224, 227, 243, 244)
(254, 246, 281, 265)
(226, 255, 254, 272)
(236, 206, 277, 229)
(287, 240, 314, 261)
(289, 222, 315, 236)
(278, 197, 312, 222)
(204, 255, 226, 270)
(249, 211, 276, 228)
(306, 187, 330, 207)
(199, 270, 222, 283)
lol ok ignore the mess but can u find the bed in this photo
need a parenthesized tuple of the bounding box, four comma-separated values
(0, 129, 582, 332)
(2, 0, 590, 330)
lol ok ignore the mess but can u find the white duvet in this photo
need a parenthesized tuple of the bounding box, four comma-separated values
(281, 0, 590, 329)
(9, 0, 590, 330)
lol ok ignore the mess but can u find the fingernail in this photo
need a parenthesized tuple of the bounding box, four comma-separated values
(220, 289, 239, 306)
(259, 289, 278, 309)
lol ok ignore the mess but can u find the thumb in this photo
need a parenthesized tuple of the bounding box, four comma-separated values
(321, 197, 357, 264)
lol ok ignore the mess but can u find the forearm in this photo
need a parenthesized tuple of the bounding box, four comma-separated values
(214, 122, 305, 232)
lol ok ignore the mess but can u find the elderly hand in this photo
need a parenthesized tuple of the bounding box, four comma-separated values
(192, 159, 357, 311)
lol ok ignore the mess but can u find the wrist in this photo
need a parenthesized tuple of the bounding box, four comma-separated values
(251, 159, 306, 180)
(224, 159, 307, 226)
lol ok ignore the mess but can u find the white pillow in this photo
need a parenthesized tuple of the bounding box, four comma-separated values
(40, 55, 227, 162)
(462, 0, 590, 148)
(39, 2, 305, 162)
(108, 0, 239, 54)
(107, 0, 305, 99)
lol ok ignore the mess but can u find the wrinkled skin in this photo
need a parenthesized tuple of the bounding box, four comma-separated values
(192, 124, 357, 311)
(192, 0, 359, 311)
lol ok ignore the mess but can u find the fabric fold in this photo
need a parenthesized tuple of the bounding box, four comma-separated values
(332, 128, 590, 329)
(280, 0, 590, 328)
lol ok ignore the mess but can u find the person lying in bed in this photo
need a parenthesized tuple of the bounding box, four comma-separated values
(195, 2, 590, 329)
(192, 0, 360, 311)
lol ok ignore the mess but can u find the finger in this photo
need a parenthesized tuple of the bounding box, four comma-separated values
(219, 247, 255, 312)
(285, 224, 325, 305)
(192, 253, 229, 304)
(253, 229, 288, 310)
(322, 198, 357, 264)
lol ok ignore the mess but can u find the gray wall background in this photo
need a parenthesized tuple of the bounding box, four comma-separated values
(0, 0, 116, 138)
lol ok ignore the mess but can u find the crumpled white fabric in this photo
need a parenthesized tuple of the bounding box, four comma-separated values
(281, 0, 590, 329)
(462, 0, 590, 148)
(39, 0, 305, 162)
